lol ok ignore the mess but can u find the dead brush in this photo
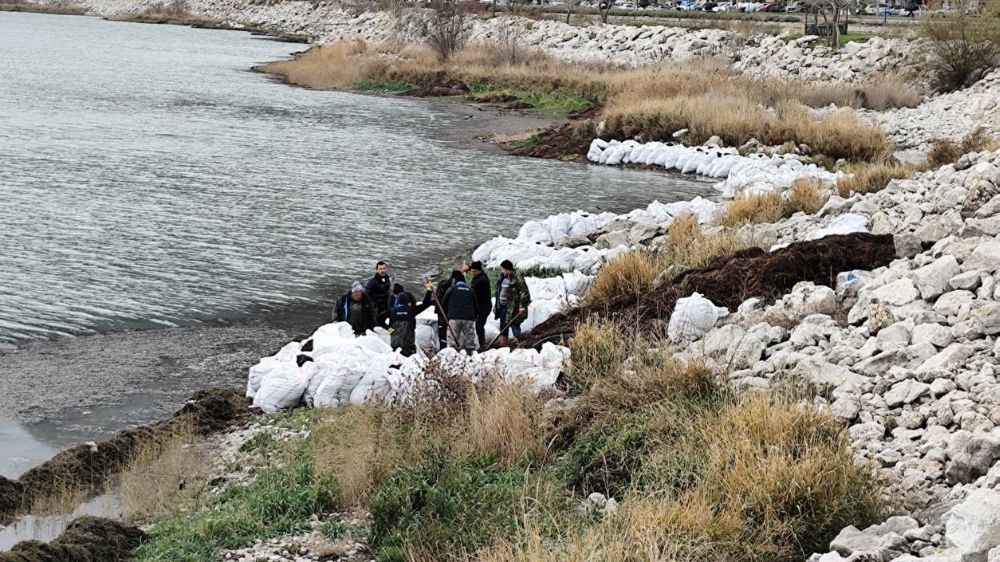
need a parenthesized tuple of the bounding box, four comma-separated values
(658, 214, 759, 276)
(566, 316, 629, 394)
(584, 249, 663, 305)
(118, 415, 209, 520)
(927, 127, 1000, 168)
(786, 178, 826, 215)
(466, 381, 546, 466)
(716, 191, 786, 227)
(836, 161, 915, 196)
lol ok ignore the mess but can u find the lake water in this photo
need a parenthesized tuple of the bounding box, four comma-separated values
(0, 12, 712, 344)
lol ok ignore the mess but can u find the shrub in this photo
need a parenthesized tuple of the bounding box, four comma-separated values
(566, 317, 628, 394)
(836, 161, 914, 196)
(425, 0, 473, 62)
(467, 382, 545, 466)
(687, 393, 885, 557)
(584, 249, 662, 305)
(786, 178, 827, 215)
(920, 8, 1000, 93)
(716, 191, 786, 227)
(928, 127, 1000, 167)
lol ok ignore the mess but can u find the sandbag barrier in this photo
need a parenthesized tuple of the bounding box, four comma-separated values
(523, 233, 897, 347)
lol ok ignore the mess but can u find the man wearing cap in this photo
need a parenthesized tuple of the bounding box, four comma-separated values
(334, 281, 378, 336)
(494, 259, 531, 347)
(467, 261, 492, 350)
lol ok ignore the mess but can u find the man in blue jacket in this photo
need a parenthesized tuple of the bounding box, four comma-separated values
(442, 270, 479, 353)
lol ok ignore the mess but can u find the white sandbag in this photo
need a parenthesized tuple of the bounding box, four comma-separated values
(562, 270, 592, 297)
(806, 213, 869, 241)
(521, 299, 565, 332)
(526, 277, 567, 302)
(273, 341, 303, 362)
(247, 356, 279, 398)
(253, 361, 309, 413)
(310, 322, 355, 353)
(355, 333, 393, 354)
(416, 323, 440, 356)
(312, 361, 366, 408)
(667, 292, 729, 344)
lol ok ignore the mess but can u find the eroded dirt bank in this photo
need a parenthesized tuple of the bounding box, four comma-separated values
(0, 388, 252, 525)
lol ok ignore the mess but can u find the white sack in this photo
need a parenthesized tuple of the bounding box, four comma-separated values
(668, 292, 729, 344)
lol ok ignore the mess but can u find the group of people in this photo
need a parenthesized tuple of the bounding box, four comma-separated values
(333, 259, 532, 356)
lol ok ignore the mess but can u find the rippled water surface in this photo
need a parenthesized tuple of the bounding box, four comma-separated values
(0, 12, 711, 343)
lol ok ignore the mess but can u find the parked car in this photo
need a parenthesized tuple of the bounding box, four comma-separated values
(784, 0, 807, 11)
(757, 2, 784, 12)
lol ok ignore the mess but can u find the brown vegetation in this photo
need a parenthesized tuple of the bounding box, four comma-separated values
(717, 179, 826, 227)
(836, 161, 915, 196)
(0, 389, 251, 524)
(919, 1, 1000, 92)
(525, 233, 895, 346)
(259, 39, 910, 162)
(928, 127, 1000, 167)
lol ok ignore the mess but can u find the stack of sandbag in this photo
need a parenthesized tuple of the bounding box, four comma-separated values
(247, 322, 573, 412)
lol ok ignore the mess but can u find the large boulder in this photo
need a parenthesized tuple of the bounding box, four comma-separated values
(946, 432, 1000, 484)
(946, 489, 1000, 562)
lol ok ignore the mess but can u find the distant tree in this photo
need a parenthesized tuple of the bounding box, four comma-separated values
(806, 0, 854, 47)
(425, 0, 473, 61)
(599, 0, 613, 22)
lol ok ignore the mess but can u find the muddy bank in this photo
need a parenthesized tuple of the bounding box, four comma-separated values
(507, 122, 596, 162)
(0, 516, 143, 562)
(525, 233, 897, 346)
(0, 388, 252, 524)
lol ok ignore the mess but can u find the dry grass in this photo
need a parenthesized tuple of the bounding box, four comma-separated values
(836, 161, 915, 196)
(601, 96, 892, 162)
(480, 393, 884, 562)
(118, 416, 211, 521)
(787, 178, 827, 215)
(928, 127, 1000, 167)
(314, 379, 546, 507)
(584, 249, 663, 305)
(566, 316, 628, 393)
(467, 382, 545, 465)
(716, 191, 786, 227)
(717, 180, 826, 227)
(658, 214, 760, 275)
(261, 39, 902, 162)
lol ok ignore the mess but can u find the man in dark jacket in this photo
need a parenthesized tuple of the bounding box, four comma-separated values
(494, 260, 531, 347)
(467, 261, 492, 350)
(433, 274, 457, 349)
(365, 260, 393, 328)
(335, 281, 378, 336)
(389, 282, 434, 356)
(442, 270, 479, 353)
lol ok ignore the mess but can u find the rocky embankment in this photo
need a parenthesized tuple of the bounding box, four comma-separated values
(861, 70, 1000, 150)
(669, 149, 1000, 561)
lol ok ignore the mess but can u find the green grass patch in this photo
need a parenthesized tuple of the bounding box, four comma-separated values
(319, 519, 349, 540)
(514, 134, 540, 152)
(469, 86, 593, 117)
(135, 436, 336, 562)
(369, 454, 527, 562)
(352, 80, 419, 93)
